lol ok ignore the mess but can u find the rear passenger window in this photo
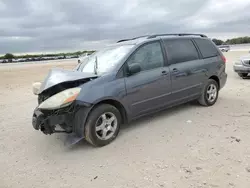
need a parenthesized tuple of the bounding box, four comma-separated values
(164, 39, 199, 64)
(193, 38, 219, 58)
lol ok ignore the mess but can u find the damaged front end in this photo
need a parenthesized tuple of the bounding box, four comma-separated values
(32, 68, 97, 135)
(32, 104, 76, 134)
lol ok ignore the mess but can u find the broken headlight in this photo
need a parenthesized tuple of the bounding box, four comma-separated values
(38, 87, 81, 110)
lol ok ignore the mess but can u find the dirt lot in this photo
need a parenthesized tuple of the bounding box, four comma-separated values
(1, 52, 250, 188)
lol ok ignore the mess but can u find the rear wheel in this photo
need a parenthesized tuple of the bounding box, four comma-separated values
(238, 73, 248, 78)
(84, 104, 121, 147)
(198, 79, 219, 106)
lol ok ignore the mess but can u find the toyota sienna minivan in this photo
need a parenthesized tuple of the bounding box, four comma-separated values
(32, 33, 227, 147)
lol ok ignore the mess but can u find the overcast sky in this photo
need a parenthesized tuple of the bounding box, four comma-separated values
(0, 0, 250, 54)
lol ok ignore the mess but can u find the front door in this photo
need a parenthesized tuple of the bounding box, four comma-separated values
(124, 41, 171, 118)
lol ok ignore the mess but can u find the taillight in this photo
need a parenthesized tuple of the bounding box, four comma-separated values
(221, 55, 226, 63)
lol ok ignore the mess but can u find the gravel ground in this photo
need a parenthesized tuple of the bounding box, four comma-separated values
(1, 52, 250, 188)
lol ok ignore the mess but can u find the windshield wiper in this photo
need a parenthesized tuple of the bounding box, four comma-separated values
(94, 56, 98, 75)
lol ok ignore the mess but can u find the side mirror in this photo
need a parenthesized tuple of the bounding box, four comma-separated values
(128, 63, 141, 75)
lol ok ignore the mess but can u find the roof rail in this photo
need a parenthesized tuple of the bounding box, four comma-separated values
(116, 33, 207, 43)
(116, 35, 150, 43)
(147, 33, 207, 39)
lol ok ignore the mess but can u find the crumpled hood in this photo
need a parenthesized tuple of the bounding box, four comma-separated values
(38, 68, 97, 94)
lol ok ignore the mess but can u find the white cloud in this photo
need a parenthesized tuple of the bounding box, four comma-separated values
(0, 0, 250, 54)
(186, 0, 250, 29)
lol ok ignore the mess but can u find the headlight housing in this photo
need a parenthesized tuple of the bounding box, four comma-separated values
(32, 82, 42, 95)
(38, 87, 81, 110)
(234, 59, 242, 65)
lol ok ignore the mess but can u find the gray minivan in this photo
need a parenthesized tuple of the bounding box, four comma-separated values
(32, 33, 227, 147)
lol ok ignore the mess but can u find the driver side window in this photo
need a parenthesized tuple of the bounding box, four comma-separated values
(127, 41, 164, 71)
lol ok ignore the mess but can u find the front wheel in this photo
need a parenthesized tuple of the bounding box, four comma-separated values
(238, 73, 248, 78)
(84, 104, 121, 147)
(198, 79, 219, 106)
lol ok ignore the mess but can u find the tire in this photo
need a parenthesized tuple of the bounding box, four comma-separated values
(198, 79, 219, 106)
(238, 73, 248, 78)
(84, 104, 121, 147)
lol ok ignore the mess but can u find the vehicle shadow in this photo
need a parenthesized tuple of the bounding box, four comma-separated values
(120, 101, 200, 132)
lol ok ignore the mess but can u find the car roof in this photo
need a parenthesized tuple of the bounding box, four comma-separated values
(114, 33, 208, 46)
(105, 33, 211, 50)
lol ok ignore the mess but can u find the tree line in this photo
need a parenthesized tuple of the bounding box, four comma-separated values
(212, 36, 250, 46)
(0, 50, 96, 63)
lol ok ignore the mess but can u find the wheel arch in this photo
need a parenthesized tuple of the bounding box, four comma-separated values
(209, 75, 220, 89)
(91, 99, 128, 125)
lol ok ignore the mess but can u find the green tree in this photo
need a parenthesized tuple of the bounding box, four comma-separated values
(225, 36, 250, 44)
(4, 53, 14, 59)
(212, 38, 224, 45)
(4, 53, 15, 62)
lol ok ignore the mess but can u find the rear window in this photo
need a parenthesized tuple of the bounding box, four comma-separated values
(194, 38, 219, 58)
(163, 39, 199, 64)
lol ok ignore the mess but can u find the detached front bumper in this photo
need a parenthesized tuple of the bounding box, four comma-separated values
(32, 106, 75, 135)
(32, 102, 93, 136)
(233, 64, 250, 73)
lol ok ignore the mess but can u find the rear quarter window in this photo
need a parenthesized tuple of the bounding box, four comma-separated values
(193, 38, 219, 59)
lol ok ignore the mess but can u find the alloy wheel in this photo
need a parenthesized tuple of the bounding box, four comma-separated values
(206, 84, 217, 103)
(95, 112, 118, 140)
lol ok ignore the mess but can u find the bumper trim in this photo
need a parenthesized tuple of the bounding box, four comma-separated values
(64, 133, 84, 147)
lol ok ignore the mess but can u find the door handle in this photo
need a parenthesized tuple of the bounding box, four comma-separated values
(161, 70, 168, 75)
(172, 68, 179, 73)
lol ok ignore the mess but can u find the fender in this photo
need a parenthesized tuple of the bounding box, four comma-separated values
(76, 73, 129, 110)
(73, 73, 130, 137)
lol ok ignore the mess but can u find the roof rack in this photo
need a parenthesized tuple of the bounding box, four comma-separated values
(147, 33, 207, 39)
(116, 35, 150, 43)
(116, 33, 207, 43)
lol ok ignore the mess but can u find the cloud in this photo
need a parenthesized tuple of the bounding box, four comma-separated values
(0, 0, 250, 54)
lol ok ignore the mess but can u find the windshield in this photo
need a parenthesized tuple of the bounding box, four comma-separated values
(77, 45, 134, 74)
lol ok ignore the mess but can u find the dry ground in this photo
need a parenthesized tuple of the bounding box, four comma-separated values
(0, 52, 250, 188)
